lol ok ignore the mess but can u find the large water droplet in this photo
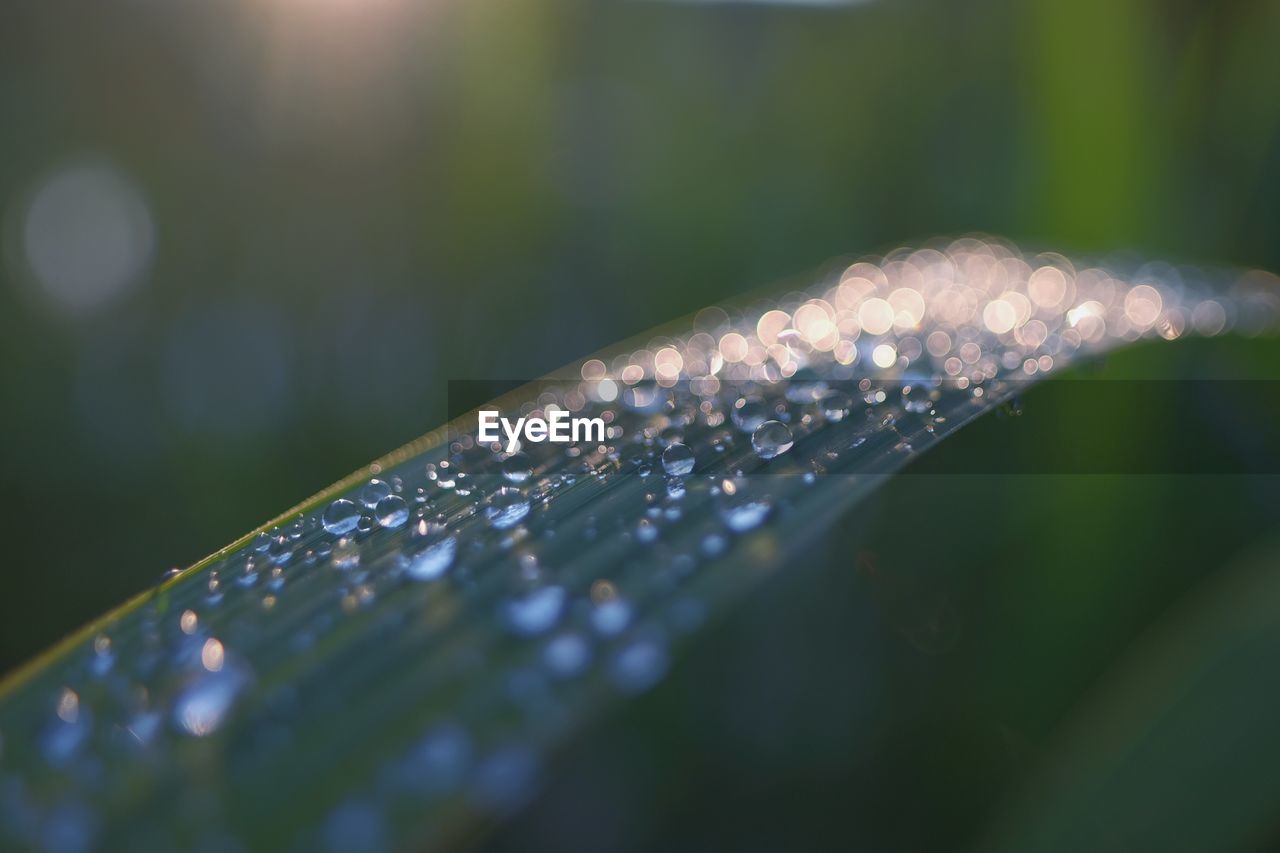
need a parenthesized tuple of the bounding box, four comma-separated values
(374, 495, 409, 529)
(660, 443, 695, 476)
(485, 488, 531, 530)
(501, 452, 533, 484)
(358, 479, 392, 509)
(322, 499, 360, 536)
(751, 420, 794, 459)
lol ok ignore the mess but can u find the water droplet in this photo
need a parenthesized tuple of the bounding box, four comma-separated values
(751, 420, 794, 459)
(206, 572, 224, 606)
(660, 442, 695, 476)
(501, 452, 533, 484)
(719, 489, 772, 532)
(543, 633, 591, 679)
(503, 586, 565, 636)
(634, 518, 659, 544)
(322, 499, 360, 536)
(395, 724, 471, 795)
(171, 665, 250, 738)
(374, 495, 409, 529)
(822, 391, 853, 422)
(701, 532, 728, 557)
(358, 479, 392, 509)
(609, 630, 669, 694)
(485, 488, 531, 530)
(40, 689, 91, 766)
(89, 634, 114, 677)
(332, 537, 360, 571)
(267, 536, 294, 566)
(710, 429, 734, 453)
(404, 535, 456, 582)
(591, 598, 632, 636)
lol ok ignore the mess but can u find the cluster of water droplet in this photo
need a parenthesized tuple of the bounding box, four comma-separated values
(1, 238, 1275, 849)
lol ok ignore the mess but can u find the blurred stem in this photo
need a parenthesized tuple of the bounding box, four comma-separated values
(1022, 0, 1163, 250)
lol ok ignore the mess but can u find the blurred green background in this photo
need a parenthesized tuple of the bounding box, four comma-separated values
(1, 0, 1279, 790)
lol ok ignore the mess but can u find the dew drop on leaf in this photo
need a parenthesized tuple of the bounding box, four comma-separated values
(322, 499, 360, 536)
(501, 452, 533, 484)
(374, 495, 409, 529)
(660, 442, 695, 476)
(751, 420, 794, 459)
(404, 536, 456, 582)
(358, 479, 392, 509)
(485, 488, 531, 530)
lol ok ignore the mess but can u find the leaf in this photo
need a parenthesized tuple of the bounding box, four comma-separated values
(0, 238, 1274, 850)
